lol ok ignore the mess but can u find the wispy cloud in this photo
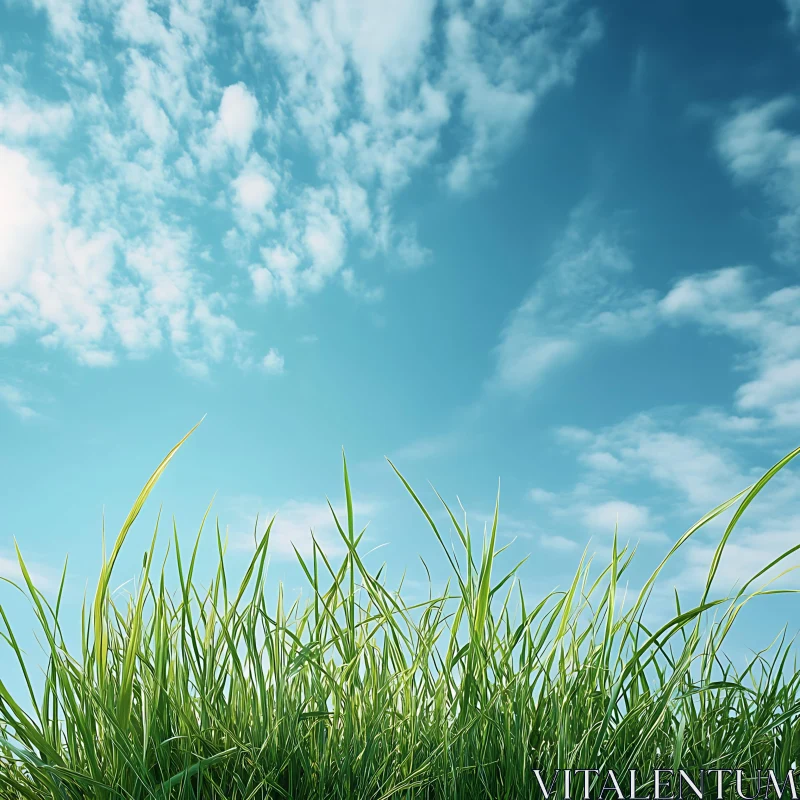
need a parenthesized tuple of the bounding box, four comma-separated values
(0, 553, 55, 591)
(555, 412, 754, 510)
(540, 533, 580, 552)
(785, 0, 800, 32)
(0, 0, 602, 376)
(716, 97, 800, 265)
(390, 431, 462, 463)
(0, 382, 39, 420)
(485, 190, 800, 433)
(676, 513, 800, 593)
(488, 200, 658, 393)
(229, 496, 379, 558)
(534, 398, 800, 595)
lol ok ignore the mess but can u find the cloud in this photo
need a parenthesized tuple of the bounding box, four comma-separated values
(341, 268, 384, 303)
(529, 487, 557, 503)
(441, 3, 602, 193)
(0, 326, 16, 345)
(489, 201, 658, 392)
(242, 0, 602, 283)
(390, 432, 460, 463)
(545, 404, 800, 600)
(527, 461, 670, 554)
(529, 406, 800, 596)
(29, 0, 86, 52)
(0, 85, 74, 139)
(716, 97, 800, 265)
(580, 451, 623, 472)
(582, 500, 667, 544)
(0, 554, 55, 591)
(540, 533, 579, 552)
(0, 383, 39, 420)
(677, 513, 800, 593)
(785, 0, 800, 32)
(1, 0, 604, 371)
(230, 155, 279, 236)
(261, 348, 285, 375)
(395, 226, 432, 269)
(690, 408, 763, 435)
(0, 145, 249, 372)
(558, 413, 751, 510)
(230, 497, 378, 558)
(233, 169, 275, 214)
(215, 83, 260, 155)
(659, 266, 800, 429)
(486, 192, 800, 430)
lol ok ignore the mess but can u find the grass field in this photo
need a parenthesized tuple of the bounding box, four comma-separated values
(2, 423, 800, 799)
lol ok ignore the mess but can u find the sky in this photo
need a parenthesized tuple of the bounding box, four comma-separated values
(2, 0, 800, 665)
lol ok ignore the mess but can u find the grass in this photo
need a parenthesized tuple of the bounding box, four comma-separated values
(2, 422, 800, 799)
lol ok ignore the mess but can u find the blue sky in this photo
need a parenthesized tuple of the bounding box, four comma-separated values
(2, 0, 800, 660)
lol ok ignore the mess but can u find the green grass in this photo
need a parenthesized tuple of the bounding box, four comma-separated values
(2, 422, 800, 799)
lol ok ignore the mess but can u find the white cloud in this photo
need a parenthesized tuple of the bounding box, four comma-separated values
(391, 431, 460, 463)
(496, 335, 578, 391)
(716, 98, 800, 264)
(249, 265, 274, 303)
(29, 0, 85, 50)
(243, 0, 601, 284)
(0, 146, 70, 292)
(0, 146, 119, 363)
(230, 154, 279, 235)
(691, 408, 762, 435)
(582, 500, 666, 543)
(0, 554, 55, 591)
(0, 383, 38, 420)
(0, 145, 249, 372)
(489, 201, 658, 392)
(556, 425, 595, 445)
(540, 533, 579, 552)
(261, 347, 285, 375)
(252, 244, 302, 302)
(677, 514, 800, 593)
(395, 225, 432, 268)
(738, 359, 800, 412)
(529, 487, 557, 504)
(580, 451, 623, 472)
(216, 82, 260, 154)
(302, 190, 347, 289)
(489, 193, 800, 429)
(2, 0, 603, 371)
(123, 52, 177, 149)
(442, 5, 602, 193)
(659, 266, 800, 429)
(0, 89, 73, 139)
(233, 170, 275, 213)
(568, 413, 750, 509)
(231, 497, 377, 558)
(196, 82, 261, 170)
(527, 406, 797, 594)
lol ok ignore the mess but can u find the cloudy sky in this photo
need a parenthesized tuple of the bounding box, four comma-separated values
(2, 0, 800, 657)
